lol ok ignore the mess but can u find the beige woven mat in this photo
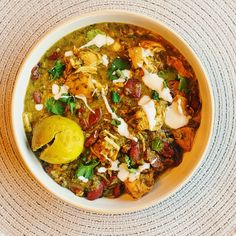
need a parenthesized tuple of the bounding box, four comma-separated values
(0, 0, 236, 235)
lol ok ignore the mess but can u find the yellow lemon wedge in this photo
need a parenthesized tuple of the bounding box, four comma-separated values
(32, 115, 84, 164)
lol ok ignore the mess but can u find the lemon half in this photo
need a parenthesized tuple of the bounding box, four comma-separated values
(32, 115, 84, 164)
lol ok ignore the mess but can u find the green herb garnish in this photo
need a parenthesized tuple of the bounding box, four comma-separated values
(108, 58, 130, 80)
(45, 97, 65, 115)
(151, 90, 160, 101)
(178, 75, 189, 93)
(86, 29, 105, 41)
(111, 91, 121, 103)
(151, 138, 164, 152)
(111, 119, 121, 126)
(163, 80, 168, 88)
(48, 60, 65, 80)
(124, 155, 136, 170)
(59, 94, 76, 114)
(76, 160, 99, 180)
(158, 69, 177, 81)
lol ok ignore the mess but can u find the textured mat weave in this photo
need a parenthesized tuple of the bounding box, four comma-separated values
(0, 0, 235, 235)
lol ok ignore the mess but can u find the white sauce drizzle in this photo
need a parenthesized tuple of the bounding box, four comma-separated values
(101, 88, 137, 141)
(101, 54, 109, 66)
(64, 50, 74, 57)
(35, 104, 43, 111)
(138, 96, 157, 131)
(78, 176, 89, 183)
(80, 34, 114, 49)
(112, 69, 132, 83)
(75, 94, 95, 113)
(117, 163, 151, 182)
(142, 69, 172, 103)
(97, 167, 107, 173)
(52, 84, 69, 100)
(165, 98, 190, 129)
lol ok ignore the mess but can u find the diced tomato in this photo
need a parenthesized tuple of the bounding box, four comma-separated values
(89, 108, 102, 126)
(124, 79, 142, 98)
(85, 130, 99, 147)
(87, 183, 104, 200)
(78, 117, 89, 131)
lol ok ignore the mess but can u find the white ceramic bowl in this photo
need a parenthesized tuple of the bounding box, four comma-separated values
(11, 10, 214, 213)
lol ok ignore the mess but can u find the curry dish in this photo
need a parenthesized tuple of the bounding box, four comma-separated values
(23, 23, 201, 200)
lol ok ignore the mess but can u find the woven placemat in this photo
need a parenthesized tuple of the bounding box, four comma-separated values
(0, 0, 235, 235)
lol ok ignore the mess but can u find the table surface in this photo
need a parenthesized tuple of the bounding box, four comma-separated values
(0, 0, 235, 235)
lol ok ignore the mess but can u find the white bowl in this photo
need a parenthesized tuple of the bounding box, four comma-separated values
(11, 10, 214, 213)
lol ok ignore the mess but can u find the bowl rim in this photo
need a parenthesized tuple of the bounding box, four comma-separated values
(11, 9, 215, 214)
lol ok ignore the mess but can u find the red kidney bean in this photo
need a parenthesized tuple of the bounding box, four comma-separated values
(89, 108, 102, 126)
(112, 184, 121, 198)
(48, 51, 59, 60)
(129, 141, 140, 163)
(32, 91, 41, 104)
(159, 142, 174, 158)
(87, 183, 104, 201)
(78, 117, 89, 131)
(124, 79, 142, 98)
(31, 65, 40, 81)
(150, 156, 164, 172)
(85, 130, 99, 147)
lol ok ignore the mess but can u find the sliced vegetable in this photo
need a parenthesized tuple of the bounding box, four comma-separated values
(45, 98, 65, 115)
(108, 58, 130, 80)
(85, 130, 99, 147)
(48, 60, 65, 80)
(111, 119, 121, 126)
(89, 108, 102, 126)
(76, 160, 99, 180)
(86, 29, 105, 41)
(158, 69, 177, 81)
(151, 138, 164, 152)
(111, 91, 120, 103)
(151, 90, 160, 101)
(163, 80, 168, 88)
(178, 75, 189, 93)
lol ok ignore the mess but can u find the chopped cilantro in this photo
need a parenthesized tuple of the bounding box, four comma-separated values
(151, 138, 164, 152)
(48, 60, 65, 80)
(111, 119, 121, 126)
(59, 94, 76, 114)
(45, 97, 65, 115)
(111, 91, 121, 103)
(76, 160, 99, 180)
(151, 90, 160, 101)
(45, 94, 76, 115)
(108, 58, 130, 80)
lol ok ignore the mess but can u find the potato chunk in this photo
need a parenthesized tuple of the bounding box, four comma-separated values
(124, 171, 154, 199)
(32, 115, 84, 164)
